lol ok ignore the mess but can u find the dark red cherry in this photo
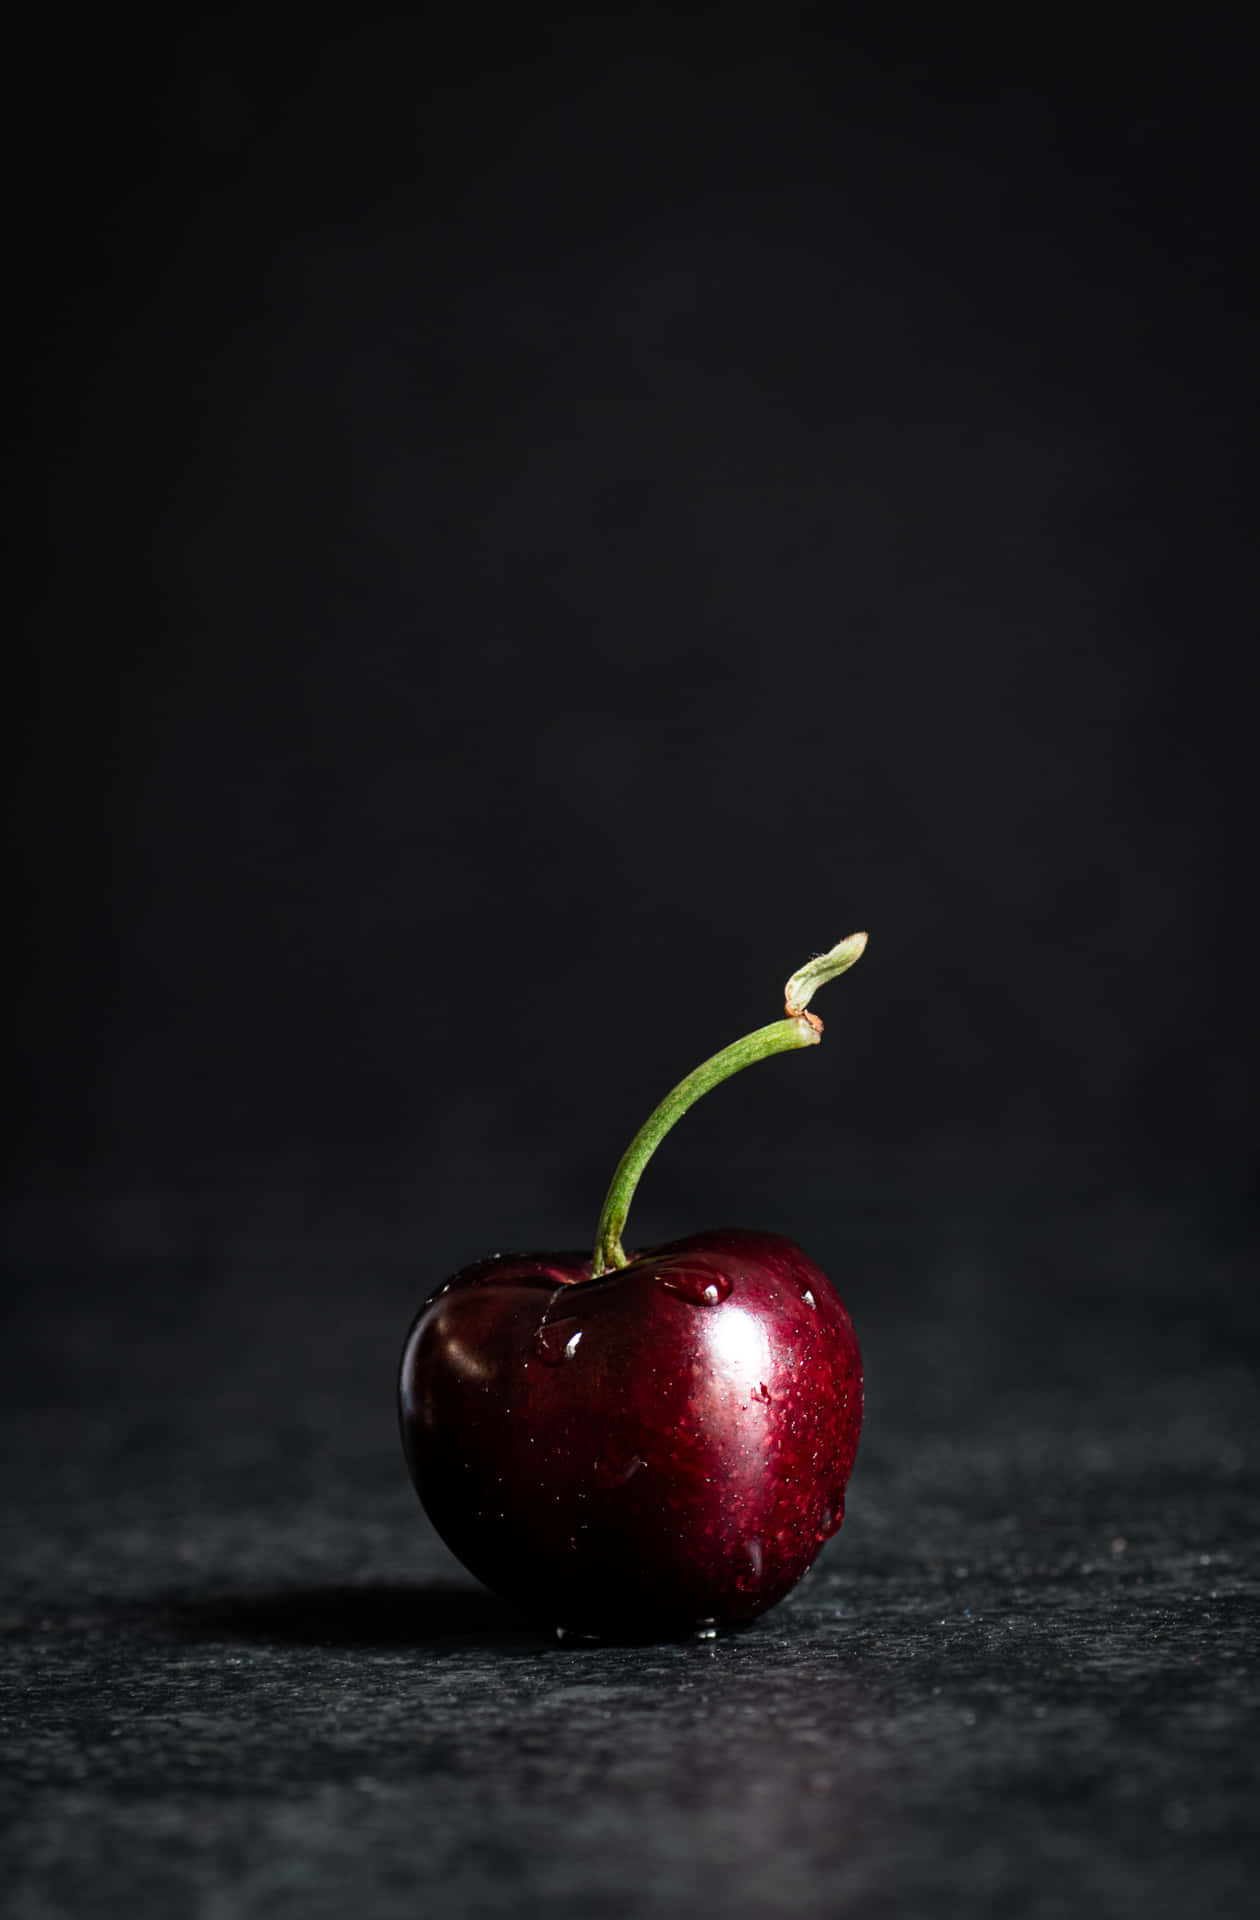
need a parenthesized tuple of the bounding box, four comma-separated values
(398, 1227, 862, 1633)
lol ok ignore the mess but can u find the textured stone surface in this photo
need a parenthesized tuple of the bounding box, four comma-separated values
(3, 1175, 1257, 1916)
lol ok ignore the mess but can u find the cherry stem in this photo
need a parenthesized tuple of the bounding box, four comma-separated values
(591, 933, 867, 1277)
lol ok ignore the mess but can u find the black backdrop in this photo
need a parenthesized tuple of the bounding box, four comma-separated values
(9, 4, 1257, 1267)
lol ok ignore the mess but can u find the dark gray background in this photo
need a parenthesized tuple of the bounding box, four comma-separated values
(10, 2, 1258, 1247)
(6, 6, 1258, 1915)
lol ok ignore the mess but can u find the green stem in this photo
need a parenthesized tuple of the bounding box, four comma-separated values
(591, 933, 867, 1276)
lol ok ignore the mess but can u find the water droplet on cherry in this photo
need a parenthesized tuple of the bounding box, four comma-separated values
(735, 1538, 764, 1591)
(658, 1268, 733, 1307)
(802, 1288, 816, 1309)
(815, 1490, 846, 1540)
(597, 1452, 648, 1488)
(535, 1318, 583, 1364)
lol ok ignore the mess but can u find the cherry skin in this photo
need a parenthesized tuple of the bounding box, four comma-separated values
(398, 1227, 862, 1634)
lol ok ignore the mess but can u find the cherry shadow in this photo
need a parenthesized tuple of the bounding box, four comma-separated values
(168, 1581, 549, 1652)
(167, 1581, 762, 1652)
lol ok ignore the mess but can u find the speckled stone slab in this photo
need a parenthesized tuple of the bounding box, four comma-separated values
(3, 1184, 1256, 1917)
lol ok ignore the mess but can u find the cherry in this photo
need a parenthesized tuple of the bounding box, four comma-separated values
(399, 937, 868, 1636)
